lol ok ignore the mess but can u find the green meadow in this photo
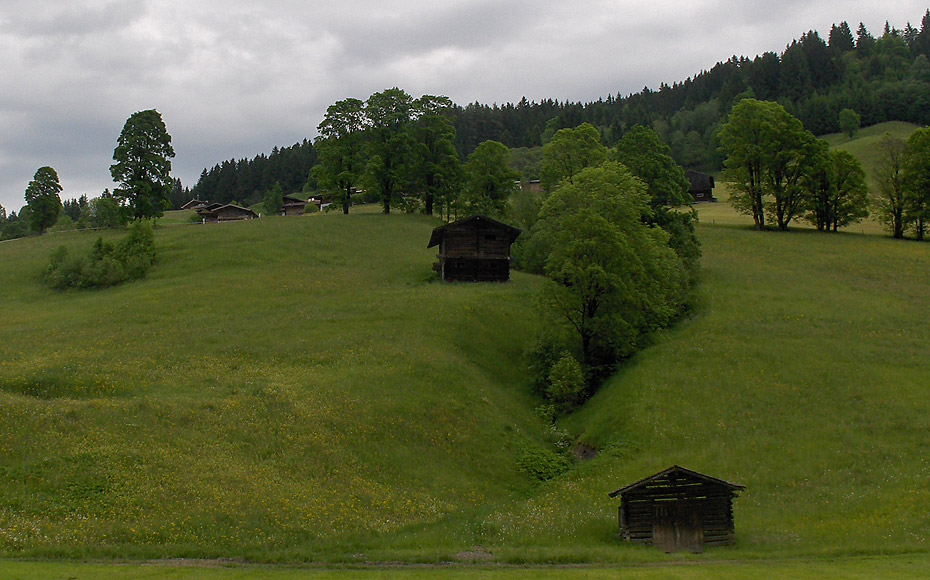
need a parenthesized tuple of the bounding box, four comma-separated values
(1, 165, 929, 577)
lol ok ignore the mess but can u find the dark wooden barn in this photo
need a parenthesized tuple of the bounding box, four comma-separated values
(197, 203, 258, 223)
(427, 215, 522, 282)
(282, 194, 308, 216)
(686, 170, 716, 202)
(609, 465, 744, 552)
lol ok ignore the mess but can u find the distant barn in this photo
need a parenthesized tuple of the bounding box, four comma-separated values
(609, 465, 744, 552)
(686, 170, 716, 202)
(282, 194, 308, 216)
(427, 215, 521, 282)
(181, 198, 209, 211)
(197, 203, 259, 223)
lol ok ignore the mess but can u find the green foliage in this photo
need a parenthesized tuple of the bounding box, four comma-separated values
(84, 196, 128, 229)
(718, 99, 818, 230)
(536, 162, 688, 383)
(24, 166, 63, 234)
(312, 98, 366, 214)
(263, 182, 284, 215)
(110, 109, 175, 220)
(463, 140, 518, 216)
(873, 133, 908, 238)
(43, 221, 156, 289)
(903, 126, 930, 240)
(839, 108, 861, 138)
(545, 353, 587, 415)
(515, 444, 570, 482)
(364, 88, 415, 214)
(804, 146, 870, 231)
(539, 123, 607, 191)
(613, 125, 691, 208)
(409, 96, 463, 217)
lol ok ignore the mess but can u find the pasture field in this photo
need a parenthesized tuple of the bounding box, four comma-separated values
(1, 192, 929, 573)
(3, 552, 930, 579)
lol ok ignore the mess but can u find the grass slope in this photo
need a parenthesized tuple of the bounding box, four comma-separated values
(1, 207, 929, 566)
(0, 214, 547, 560)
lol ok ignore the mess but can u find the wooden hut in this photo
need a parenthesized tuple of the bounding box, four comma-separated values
(686, 170, 716, 202)
(427, 215, 521, 282)
(608, 466, 744, 552)
(180, 198, 209, 211)
(197, 203, 258, 223)
(282, 194, 308, 216)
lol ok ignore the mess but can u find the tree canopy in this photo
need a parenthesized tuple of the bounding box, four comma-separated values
(24, 166, 63, 234)
(535, 162, 688, 384)
(110, 109, 175, 220)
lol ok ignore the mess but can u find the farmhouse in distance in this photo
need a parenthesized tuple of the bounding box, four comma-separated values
(428, 215, 522, 282)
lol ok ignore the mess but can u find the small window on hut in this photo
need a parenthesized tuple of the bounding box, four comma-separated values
(485, 234, 497, 241)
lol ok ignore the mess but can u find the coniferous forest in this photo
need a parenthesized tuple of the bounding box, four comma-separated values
(189, 12, 930, 206)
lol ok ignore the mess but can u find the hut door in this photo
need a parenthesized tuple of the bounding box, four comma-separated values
(652, 502, 703, 553)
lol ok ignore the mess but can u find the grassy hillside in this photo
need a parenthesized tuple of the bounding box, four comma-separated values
(1, 208, 929, 565)
(0, 213, 548, 560)
(821, 121, 920, 190)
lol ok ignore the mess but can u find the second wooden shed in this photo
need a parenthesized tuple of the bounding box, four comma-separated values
(427, 215, 521, 282)
(609, 465, 744, 552)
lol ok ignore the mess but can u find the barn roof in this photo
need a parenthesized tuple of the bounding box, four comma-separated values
(685, 170, 715, 191)
(608, 465, 745, 498)
(198, 203, 258, 217)
(427, 215, 522, 248)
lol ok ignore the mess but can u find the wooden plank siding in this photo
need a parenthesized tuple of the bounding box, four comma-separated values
(428, 215, 521, 283)
(610, 466, 744, 551)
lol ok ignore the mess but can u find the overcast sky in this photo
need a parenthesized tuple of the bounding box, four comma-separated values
(1, 1, 927, 213)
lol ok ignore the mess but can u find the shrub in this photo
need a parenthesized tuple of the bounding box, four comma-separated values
(545, 353, 587, 415)
(44, 220, 156, 290)
(515, 445, 570, 482)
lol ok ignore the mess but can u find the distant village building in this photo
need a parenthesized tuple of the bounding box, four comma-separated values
(282, 194, 308, 216)
(686, 170, 716, 202)
(180, 198, 209, 211)
(197, 203, 259, 223)
(519, 180, 542, 193)
(609, 465, 745, 553)
(427, 215, 522, 282)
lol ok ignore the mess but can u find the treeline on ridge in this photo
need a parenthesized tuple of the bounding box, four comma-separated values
(188, 10, 930, 206)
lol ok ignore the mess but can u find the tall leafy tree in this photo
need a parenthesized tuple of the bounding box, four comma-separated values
(839, 108, 861, 138)
(718, 99, 813, 230)
(24, 166, 63, 234)
(613, 125, 690, 208)
(463, 140, 518, 216)
(804, 144, 869, 231)
(409, 95, 462, 216)
(364, 88, 414, 214)
(312, 98, 367, 214)
(765, 120, 817, 231)
(536, 162, 686, 383)
(110, 109, 175, 220)
(263, 181, 284, 215)
(873, 134, 908, 238)
(539, 123, 607, 191)
(903, 127, 930, 240)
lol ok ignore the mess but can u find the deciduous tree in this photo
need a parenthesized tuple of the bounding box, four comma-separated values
(903, 127, 930, 240)
(24, 166, 63, 234)
(312, 98, 367, 214)
(110, 109, 175, 220)
(613, 125, 691, 208)
(804, 143, 869, 231)
(536, 162, 687, 383)
(409, 95, 462, 217)
(364, 88, 414, 214)
(874, 134, 908, 238)
(463, 140, 518, 216)
(539, 123, 607, 191)
(718, 99, 815, 230)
